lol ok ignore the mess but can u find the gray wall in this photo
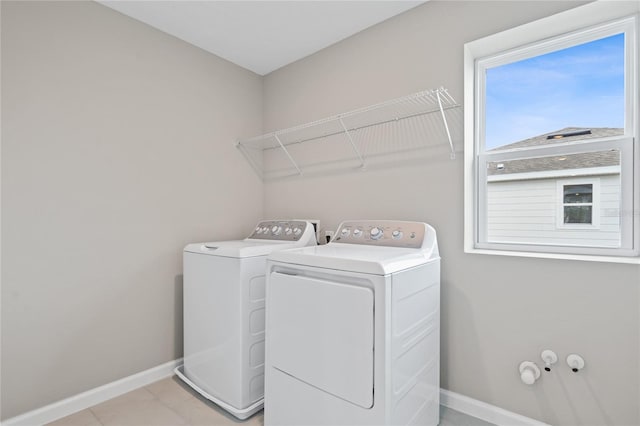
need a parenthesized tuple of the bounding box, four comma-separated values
(262, 1, 640, 425)
(1, 1, 263, 419)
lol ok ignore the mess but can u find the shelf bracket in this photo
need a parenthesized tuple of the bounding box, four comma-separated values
(338, 117, 366, 169)
(436, 90, 456, 160)
(274, 134, 303, 175)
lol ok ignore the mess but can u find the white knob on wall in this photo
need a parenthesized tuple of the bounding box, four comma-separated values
(519, 361, 541, 385)
(541, 349, 558, 371)
(567, 354, 585, 372)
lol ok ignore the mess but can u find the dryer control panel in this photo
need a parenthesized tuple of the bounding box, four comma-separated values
(332, 220, 427, 249)
(248, 220, 311, 241)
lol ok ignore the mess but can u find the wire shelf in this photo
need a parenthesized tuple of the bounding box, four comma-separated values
(236, 87, 461, 180)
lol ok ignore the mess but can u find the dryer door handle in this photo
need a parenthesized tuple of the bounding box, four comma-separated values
(271, 270, 298, 276)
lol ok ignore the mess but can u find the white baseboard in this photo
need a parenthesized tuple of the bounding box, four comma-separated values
(440, 389, 550, 426)
(2, 358, 182, 426)
(3, 367, 548, 426)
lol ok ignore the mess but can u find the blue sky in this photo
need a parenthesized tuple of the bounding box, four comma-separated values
(485, 33, 624, 150)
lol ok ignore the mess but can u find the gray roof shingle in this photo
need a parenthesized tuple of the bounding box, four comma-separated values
(487, 127, 622, 176)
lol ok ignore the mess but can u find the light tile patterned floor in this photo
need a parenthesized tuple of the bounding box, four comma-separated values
(46, 376, 494, 426)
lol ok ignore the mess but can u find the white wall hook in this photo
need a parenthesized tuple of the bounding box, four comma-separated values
(566, 354, 585, 372)
(541, 349, 558, 371)
(519, 361, 541, 385)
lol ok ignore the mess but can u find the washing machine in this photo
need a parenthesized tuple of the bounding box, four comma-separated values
(264, 220, 440, 426)
(175, 220, 317, 419)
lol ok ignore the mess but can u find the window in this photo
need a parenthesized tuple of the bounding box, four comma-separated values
(556, 179, 601, 229)
(563, 184, 593, 224)
(464, 2, 639, 261)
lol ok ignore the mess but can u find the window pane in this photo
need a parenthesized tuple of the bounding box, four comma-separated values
(564, 206, 592, 224)
(486, 148, 620, 247)
(485, 33, 624, 151)
(564, 184, 593, 204)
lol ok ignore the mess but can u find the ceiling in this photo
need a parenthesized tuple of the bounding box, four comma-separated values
(98, 1, 426, 75)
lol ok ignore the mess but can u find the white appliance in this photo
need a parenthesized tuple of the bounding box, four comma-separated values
(175, 220, 317, 419)
(264, 220, 440, 426)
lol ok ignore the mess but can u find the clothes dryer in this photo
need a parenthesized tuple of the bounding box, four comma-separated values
(176, 220, 317, 419)
(264, 220, 440, 426)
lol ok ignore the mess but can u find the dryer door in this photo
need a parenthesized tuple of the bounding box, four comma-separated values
(268, 272, 374, 409)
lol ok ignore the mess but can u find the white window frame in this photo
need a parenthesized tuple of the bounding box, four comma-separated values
(464, 1, 640, 263)
(556, 178, 600, 230)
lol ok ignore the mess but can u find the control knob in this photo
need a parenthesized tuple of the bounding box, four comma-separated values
(341, 228, 351, 237)
(285, 227, 292, 235)
(293, 227, 302, 236)
(353, 229, 362, 237)
(392, 230, 403, 239)
(271, 225, 282, 235)
(370, 227, 383, 240)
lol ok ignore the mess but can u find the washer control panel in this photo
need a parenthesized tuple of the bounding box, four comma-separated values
(332, 220, 426, 248)
(248, 220, 310, 241)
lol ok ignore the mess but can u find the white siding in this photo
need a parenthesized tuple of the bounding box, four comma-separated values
(487, 175, 621, 247)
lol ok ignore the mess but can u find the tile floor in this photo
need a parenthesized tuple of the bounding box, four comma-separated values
(46, 376, 495, 426)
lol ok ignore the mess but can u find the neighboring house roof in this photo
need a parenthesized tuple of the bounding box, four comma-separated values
(488, 127, 622, 176)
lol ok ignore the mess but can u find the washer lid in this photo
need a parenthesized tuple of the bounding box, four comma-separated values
(268, 243, 438, 275)
(185, 240, 303, 258)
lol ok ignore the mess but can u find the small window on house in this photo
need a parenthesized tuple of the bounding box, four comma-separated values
(563, 184, 593, 224)
(547, 130, 592, 140)
(464, 3, 639, 260)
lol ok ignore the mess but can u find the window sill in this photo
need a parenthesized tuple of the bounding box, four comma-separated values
(465, 246, 640, 265)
